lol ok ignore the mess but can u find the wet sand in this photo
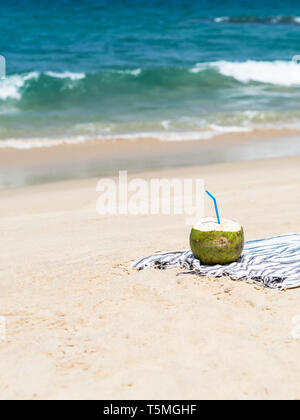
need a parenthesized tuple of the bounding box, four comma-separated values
(1, 129, 300, 189)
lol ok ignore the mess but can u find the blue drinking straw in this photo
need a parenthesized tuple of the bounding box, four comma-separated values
(205, 190, 221, 224)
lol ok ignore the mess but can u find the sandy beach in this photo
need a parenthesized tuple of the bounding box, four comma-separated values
(3, 0, 300, 403)
(0, 155, 299, 400)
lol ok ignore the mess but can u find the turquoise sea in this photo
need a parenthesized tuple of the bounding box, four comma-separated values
(2, 0, 300, 148)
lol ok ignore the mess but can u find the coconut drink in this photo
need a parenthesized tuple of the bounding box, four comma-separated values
(190, 217, 244, 265)
(190, 191, 244, 265)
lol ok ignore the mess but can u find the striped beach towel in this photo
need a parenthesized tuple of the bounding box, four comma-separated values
(132, 234, 300, 289)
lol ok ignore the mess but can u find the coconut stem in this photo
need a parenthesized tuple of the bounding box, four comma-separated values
(205, 190, 221, 224)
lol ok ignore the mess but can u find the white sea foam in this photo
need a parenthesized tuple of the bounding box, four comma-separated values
(0, 132, 215, 149)
(0, 136, 86, 149)
(161, 120, 171, 129)
(0, 71, 85, 101)
(129, 69, 142, 76)
(189, 63, 209, 74)
(2, 118, 300, 149)
(104, 131, 215, 141)
(214, 60, 300, 85)
(115, 68, 142, 76)
(89, 125, 252, 142)
(214, 17, 229, 23)
(0, 125, 254, 149)
(0, 72, 39, 100)
(190, 60, 300, 86)
(45, 71, 86, 80)
(208, 124, 251, 133)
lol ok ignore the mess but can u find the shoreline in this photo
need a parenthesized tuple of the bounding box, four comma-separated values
(1, 128, 300, 165)
(1, 129, 300, 189)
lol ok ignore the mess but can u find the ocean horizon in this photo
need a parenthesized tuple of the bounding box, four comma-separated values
(2, 0, 300, 149)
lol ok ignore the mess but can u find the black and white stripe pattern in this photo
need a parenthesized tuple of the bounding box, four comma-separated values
(132, 234, 300, 289)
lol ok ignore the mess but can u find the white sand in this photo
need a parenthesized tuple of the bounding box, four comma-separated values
(0, 155, 299, 400)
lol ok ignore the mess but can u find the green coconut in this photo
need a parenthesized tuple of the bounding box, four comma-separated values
(190, 217, 244, 265)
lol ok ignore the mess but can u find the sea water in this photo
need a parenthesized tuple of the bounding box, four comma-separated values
(1, 0, 300, 148)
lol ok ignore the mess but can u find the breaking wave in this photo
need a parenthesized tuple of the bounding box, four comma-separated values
(1, 62, 300, 148)
(1, 60, 300, 107)
(190, 60, 300, 86)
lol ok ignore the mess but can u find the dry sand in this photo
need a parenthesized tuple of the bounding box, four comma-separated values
(0, 155, 299, 400)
